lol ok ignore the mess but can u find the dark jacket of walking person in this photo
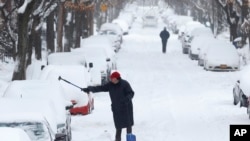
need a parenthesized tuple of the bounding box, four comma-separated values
(81, 71, 134, 141)
(159, 27, 170, 53)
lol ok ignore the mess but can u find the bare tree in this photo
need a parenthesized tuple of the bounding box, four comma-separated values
(12, 0, 36, 80)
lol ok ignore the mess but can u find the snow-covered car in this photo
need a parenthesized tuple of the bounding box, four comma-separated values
(46, 51, 93, 83)
(189, 35, 215, 60)
(39, 65, 94, 115)
(181, 34, 192, 54)
(0, 98, 66, 141)
(180, 21, 204, 54)
(117, 12, 135, 29)
(0, 127, 32, 141)
(203, 40, 240, 71)
(197, 38, 219, 66)
(112, 19, 130, 35)
(74, 37, 117, 85)
(99, 22, 123, 44)
(233, 80, 248, 107)
(233, 66, 250, 118)
(99, 25, 122, 51)
(82, 35, 118, 53)
(142, 14, 158, 27)
(47, 52, 89, 67)
(2, 80, 72, 141)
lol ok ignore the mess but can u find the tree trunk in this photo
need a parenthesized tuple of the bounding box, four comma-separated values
(64, 11, 74, 51)
(74, 11, 82, 48)
(56, 1, 65, 52)
(12, 1, 35, 80)
(47, 12, 55, 54)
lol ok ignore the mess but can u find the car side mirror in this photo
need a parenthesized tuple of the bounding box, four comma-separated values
(106, 58, 111, 62)
(89, 62, 93, 68)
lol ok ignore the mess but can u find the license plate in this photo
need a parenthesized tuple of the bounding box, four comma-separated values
(220, 64, 227, 69)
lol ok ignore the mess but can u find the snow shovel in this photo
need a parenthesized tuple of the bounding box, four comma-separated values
(126, 133, 136, 141)
(58, 76, 83, 90)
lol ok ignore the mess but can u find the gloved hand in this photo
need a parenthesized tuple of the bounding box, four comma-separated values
(81, 88, 90, 93)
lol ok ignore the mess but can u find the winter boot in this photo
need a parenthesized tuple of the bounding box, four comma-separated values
(115, 129, 121, 141)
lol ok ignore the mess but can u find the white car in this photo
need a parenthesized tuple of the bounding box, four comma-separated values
(197, 37, 217, 66)
(81, 35, 118, 52)
(0, 98, 66, 141)
(112, 19, 130, 35)
(189, 35, 215, 60)
(3, 80, 72, 141)
(74, 37, 117, 85)
(99, 22, 123, 45)
(47, 52, 89, 67)
(142, 14, 158, 27)
(0, 127, 32, 141)
(39, 65, 94, 115)
(203, 40, 240, 71)
(46, 51, 93, 84)
(100, 23, 123, 38)
(232, 65, 250, 118)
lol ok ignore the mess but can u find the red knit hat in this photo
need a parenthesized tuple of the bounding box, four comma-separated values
(110, 71, 121, 79)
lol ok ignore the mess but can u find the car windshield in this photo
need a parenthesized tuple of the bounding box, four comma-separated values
(0, 122, 51, 141)
(100, 30, 117, 35)
(145, 16, 155, 19)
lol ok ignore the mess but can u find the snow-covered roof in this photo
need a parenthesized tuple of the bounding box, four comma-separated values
(0, 98, 57, 132)
(48, 52, 88, 66)
(0, 127, 32, 141)
(3, 80, 68, 126)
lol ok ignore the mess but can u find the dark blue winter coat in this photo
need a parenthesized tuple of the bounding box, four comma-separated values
(160, 29, 170, 41)
(88, 79, 134, 129)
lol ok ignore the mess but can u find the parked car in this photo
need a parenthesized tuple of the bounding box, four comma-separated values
(180, 21, 204, 54)
(142, 14, 158, 27)
(99, 22, 123, 43)
(46, 51, 92, 84)
(117, 12, 135, 29)
(181, 34, 192, 54)
(233, 66, 250, 118)
(3, 80, 72, 141)
(47, 52, 88, 67)
(189, 36, 215, 60)
(203, 40, 240, 71)
(0, 98, 66, 141)
(39, 65, 94, 115)
(73, 38, 117, 85)
(0, 127, 32, 141)
(82, 35, 119, 53)
(233, 80, 248, 107)
(112, 19, 129, 35)
(99, 24, 122, 51)
(197, 37, 219, 66)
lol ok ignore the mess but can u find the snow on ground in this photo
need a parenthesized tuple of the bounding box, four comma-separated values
(71, 7, 249, 141)
(0, 6, 249, 141)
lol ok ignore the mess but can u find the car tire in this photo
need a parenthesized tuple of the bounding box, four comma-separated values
(198, 60, 201, 66)
(88, 103, 92, 114)
(233, 88, 240, 105)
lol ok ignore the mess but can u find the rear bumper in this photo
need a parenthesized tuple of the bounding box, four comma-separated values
(70, 105, 89, 115)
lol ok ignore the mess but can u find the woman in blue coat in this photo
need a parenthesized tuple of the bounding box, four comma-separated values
(82, 71, 134, 141)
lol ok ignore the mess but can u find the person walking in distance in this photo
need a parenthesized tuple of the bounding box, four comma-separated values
(159, 27, 170, 53)
(81, 71, 135, 141)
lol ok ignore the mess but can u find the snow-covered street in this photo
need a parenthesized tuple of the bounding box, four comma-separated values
(71, 8, 249, 141)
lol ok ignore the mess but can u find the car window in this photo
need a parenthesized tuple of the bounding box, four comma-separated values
(0, 122, 51, 141)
